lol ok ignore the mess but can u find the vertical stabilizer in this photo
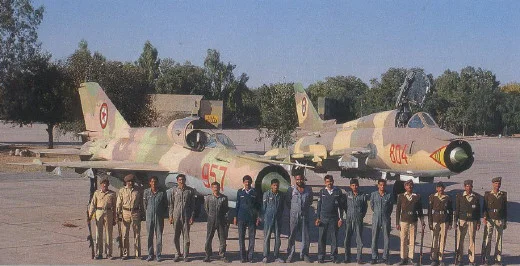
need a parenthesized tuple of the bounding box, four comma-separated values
(78, 82, 130, 138)
(294, 83, 323, 132)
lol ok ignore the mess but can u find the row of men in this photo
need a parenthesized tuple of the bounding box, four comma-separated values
(87, 174, 507, 266)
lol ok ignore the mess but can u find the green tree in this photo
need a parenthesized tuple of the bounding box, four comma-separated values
(499, 84, 520, 135)
(362, 68, 409, 115)
(155, 59, 209, 95)
(0, 55, 75, 148)
(257, 83, 297, 147)
(307, 75, 368, 122)
(137, 40, 159, 90)
(204, 49, 235, 100)
(0, 0, 44, 88)
(97, 61, 156, 127)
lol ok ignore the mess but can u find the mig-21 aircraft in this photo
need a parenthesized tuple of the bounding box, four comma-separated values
(265, 70, 474, 194)
(27, 82, 299, 207)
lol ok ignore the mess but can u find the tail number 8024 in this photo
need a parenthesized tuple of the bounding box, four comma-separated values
(202, 163, 227, 191)
(389, 144, 408, 164)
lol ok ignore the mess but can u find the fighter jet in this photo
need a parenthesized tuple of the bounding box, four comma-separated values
(265, 70, 474, 194)
(30, 82, 295, 207)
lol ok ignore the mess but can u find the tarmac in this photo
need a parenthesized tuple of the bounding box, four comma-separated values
(0, 125, 519, 264)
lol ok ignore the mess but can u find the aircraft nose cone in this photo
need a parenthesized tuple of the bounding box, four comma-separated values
(450, 147, 468, 164)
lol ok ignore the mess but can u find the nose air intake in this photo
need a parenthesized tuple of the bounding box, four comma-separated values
(444, 140, 474, 173)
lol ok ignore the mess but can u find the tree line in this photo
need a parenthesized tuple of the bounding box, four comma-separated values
(1, 0, 520, 148)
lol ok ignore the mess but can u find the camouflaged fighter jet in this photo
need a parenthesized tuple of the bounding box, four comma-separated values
(34, 82, 294, 207)
(265, 70, 474, 193)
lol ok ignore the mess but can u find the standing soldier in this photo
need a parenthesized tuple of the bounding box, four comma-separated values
(143, 176, 168, 262)
(203, 182, 230, 263)
(116, 174, 143, 260)
(343, 178, 368, 264)
(262, 179, 286, 263)
(88, 177, 117, 260)
(396, 180, 425, 266)
(285, 173, 313, 263)
(427, 182, 453, 266)
(316, 175, 344, 264)
(482, 177, 507, 266)
(168, 174, 196, 262)
(454, 180, 481, 266)
(370, 179, 393, 265)
(234, 175, 260, 263)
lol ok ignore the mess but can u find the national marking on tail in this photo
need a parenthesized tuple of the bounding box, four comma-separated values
(294, 83, 325, 132)
(78, 82, 130, 138)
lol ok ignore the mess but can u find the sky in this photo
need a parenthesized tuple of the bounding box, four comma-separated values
(33, 0, 520, 88)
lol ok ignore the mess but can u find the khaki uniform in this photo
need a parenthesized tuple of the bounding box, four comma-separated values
(116, 186, 144, 257)
(89, 189, 117, 257)
(482, 190, 507, 263)
(427, 193, 453, 262)
(396, 192, 424, 261)
(454, 191, 481, 264)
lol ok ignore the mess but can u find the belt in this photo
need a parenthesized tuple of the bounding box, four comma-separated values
(123, 207, 139, 211)
(490, 209, 499, 213)
(404, 211, 414, 215)
(433, 210, 446, 214)
(96, 207, 112, 210)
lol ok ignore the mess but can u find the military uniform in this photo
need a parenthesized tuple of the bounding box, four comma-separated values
(427, 189, 453, 264)
(316, 186, 344, 262)
(396, 188, 424, 263)
(286, 185, 313, 262)
(143, 187, 167, 259)
(116, 176, 143, 258)
(89, 184, 117, 258)
(236, 187, 260, 262)
(204, 193, 229, 259)
(343, 189, 368, 262)
(482, 177, 507, 264)
(370, 189, 393, 263)
(454, 180, 481, 265)
(168, 185, 196, 259)
(262, 189, 285, 261)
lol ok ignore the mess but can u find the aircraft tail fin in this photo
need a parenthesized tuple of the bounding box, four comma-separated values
(78, 82, 130, 138)
(294, 83, 324, 132)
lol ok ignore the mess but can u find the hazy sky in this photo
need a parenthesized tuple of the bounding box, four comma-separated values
(34, 0, 520, 88)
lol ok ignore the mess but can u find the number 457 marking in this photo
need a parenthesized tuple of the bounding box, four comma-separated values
(201, 163, 227, 191)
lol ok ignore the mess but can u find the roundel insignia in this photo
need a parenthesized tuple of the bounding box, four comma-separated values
(99, 103, 108, 129)
(301, 97, 307, 117)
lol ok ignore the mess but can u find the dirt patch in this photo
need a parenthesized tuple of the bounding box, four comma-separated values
(0, 145, 80, 173)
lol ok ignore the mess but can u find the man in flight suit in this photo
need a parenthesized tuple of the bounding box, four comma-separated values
(482, 177, 507, 266)
(316, 174, 344, 263)
(168, 174, 196, 262)
(262, 179, 286, 263)
(343, 178, 368, 264)
(234, 175, 260, 263)
(88, 177, 117, 260)
(203, 182, 230, 263)
(286, 173, 313, 263)
(116, 174, 144, 259)
(396, 179, 425, 266)
(143, 176, 167, 262)
(370, 179, 393, 265)
(427, 181, 453, 266)
(454, 179, 481, 266)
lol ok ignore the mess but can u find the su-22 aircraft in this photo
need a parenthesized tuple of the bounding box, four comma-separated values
(33, 82, 296, 207)
(266, 70, 474, 193)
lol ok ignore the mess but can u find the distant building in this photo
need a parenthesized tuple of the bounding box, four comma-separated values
(150, 94, 223, 129)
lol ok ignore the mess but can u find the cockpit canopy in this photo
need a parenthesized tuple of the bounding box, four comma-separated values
(407, 112, 438, 129)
